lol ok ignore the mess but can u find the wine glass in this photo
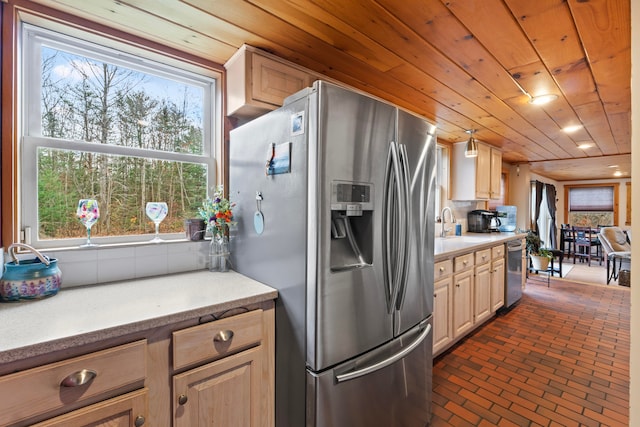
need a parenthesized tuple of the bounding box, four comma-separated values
(146, 202, 168, 242)
(76, 199, 100, 247)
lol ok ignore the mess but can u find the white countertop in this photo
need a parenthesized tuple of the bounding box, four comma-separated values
(435, 232, 526, 261)
(0, 270, 277, 363)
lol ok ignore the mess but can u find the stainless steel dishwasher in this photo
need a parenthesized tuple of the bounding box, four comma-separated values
(505, 239, 524, 309)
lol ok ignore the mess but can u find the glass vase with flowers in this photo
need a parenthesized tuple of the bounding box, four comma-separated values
(198, 185, 236, 272)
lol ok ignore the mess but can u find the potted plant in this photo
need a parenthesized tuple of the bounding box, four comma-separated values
(525, 230, 553, 271)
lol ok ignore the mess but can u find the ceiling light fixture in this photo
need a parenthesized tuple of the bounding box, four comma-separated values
(464, 129, 478, 158)
(563, 124, 583, 133)
(528, 94, 558, 105)
(507, 73, 558, 107)
(577, 142, 593, 150)
(614, 171, 623, 177)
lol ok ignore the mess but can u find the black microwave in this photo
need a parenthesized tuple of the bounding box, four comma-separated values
(468, 209, 496, 233)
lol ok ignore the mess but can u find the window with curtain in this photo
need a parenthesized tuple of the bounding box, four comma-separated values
(566, 186, 616, 227)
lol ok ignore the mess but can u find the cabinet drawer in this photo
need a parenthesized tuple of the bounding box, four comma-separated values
(475, 249, 491, 265)
(454, 253, 475, 271)
(31, 388, 148, 427)
(173, 309, 263, 370)
(0, 340, 146, 426)
(492, 245, 504, 259)
(434, 259, 452, 280)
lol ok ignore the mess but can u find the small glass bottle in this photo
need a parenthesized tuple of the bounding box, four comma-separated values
(209, 232, 230, 272)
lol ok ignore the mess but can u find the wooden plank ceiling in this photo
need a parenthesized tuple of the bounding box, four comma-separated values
(31, 0, 631, 181)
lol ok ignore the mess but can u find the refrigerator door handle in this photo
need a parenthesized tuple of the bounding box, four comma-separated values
(335, 322, 432, 383)
(395, 143, 412, 310)
(383, 141, 403, 312)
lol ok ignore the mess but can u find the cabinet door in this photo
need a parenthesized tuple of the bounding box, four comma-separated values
(251, 54, 311, 106)
(490, 148, 502, 199)
(475, 143, 491, 199)
(474, 262, 492, 324)
(433, 276, 452, 355)
(32, 389, 147, 427)
(452, 269, 474, 338)
(173, 346, 263, 427)
(491, 258, 505, 312)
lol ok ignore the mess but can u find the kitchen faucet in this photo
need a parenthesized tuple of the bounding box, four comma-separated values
(440, 206, 456, 238)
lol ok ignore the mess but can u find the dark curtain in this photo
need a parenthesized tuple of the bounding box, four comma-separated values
(533, 181, 544, 234)
(545, 184, 557, 248)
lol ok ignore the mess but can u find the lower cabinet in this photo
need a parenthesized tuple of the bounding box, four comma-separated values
(433, 275, 452, 355)
(452, 266, 474, 339)
(474, 261, 492, 324)
(172, 308, 270, 427)
(173, 347, 263, 426)
(434, 242, 507, 357)
(0, 301, 275, 427)
(0, 340, 147, 427)
(491, 257, 505, 312)
(31, 389, 148, 427)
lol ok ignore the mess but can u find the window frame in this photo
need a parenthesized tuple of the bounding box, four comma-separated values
(435, 143, 450, 217)
(18, 20, 222, 249)
(563, 183, 620, 227)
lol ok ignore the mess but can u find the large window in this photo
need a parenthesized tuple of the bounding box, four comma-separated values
(565, 185, 618, 227)
(21, 24, 218, 248)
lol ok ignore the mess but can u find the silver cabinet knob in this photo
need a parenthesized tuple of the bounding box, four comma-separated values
(134, 415, 146, 426)
(213, 330, 234, 342)
(178, 394, 188, 405)
(60, 369, 97, 387)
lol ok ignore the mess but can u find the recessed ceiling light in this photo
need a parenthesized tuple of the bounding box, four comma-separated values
(577, 143, 593, 149)
(563, 125, 583, 133)
(608, 164, 619, 168)
(613, 171, 623, 177)
(529, 94, 558, 105)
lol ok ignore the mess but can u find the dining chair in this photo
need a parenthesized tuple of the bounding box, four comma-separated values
(572, 226, 602, 266)
(560, 224, 575, 259)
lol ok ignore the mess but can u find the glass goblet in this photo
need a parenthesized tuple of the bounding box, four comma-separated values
(77, 199, 100, 247)
(146, 202, 168, 242)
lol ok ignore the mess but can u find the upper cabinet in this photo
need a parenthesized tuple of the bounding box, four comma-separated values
(225, 45, 316, 118)
(451, 141, 502, 200)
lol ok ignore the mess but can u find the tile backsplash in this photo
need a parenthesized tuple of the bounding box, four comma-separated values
(33, 240, 210, 288)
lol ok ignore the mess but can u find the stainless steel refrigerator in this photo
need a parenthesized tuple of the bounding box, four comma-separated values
(230, 81, 436, 427)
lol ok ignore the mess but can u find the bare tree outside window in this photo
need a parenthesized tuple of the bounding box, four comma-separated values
(24, 28, 214, 245)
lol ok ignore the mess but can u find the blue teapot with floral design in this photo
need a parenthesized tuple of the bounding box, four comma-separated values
(0, 243, 61, 301)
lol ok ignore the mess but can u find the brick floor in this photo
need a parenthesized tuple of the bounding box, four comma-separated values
(432, 275, 630, 426)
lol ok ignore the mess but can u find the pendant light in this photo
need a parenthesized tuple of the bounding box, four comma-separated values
(464, 129, 478, 158)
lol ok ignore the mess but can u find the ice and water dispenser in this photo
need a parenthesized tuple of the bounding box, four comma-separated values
(330, 181, 374, 271)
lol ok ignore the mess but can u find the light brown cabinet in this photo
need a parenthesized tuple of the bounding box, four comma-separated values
(225, 44, 315, 118)
(0, 340, 147, 427)
(173, 347, 263, 426)
(452, 253, 474, 339)
(474, 249, 492, 325)
(0, 301, 275, 427)
(451, 141, 502, 200)
(434, 242, 506, 356)
(433, 260, 453, 355)
(490, 148, 502, 199)
(172, 309, 272, 427)
(31, 389, 148, 427)
(491, 245, 506, 312)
